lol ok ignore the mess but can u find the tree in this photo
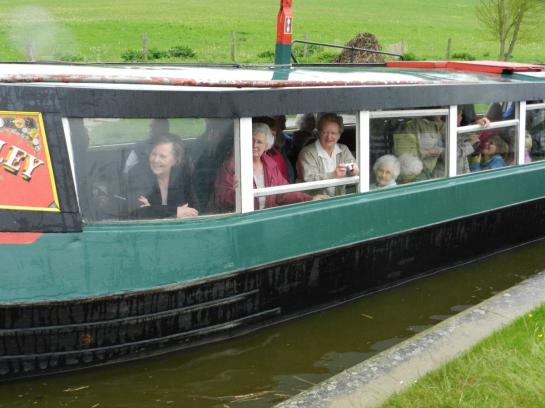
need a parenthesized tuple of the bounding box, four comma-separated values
(476, 0, 539, 61)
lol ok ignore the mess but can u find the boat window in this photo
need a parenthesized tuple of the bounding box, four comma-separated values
(456, 102, 518, 173)
(370, 108, 448, 188)
(243, 112, 359, 212)
(66, 117, 235, 222)
(526, 103, 545, 163)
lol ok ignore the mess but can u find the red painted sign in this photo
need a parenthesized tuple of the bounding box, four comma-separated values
(0, 112, 59, 212)
(276, 0, 293, 44)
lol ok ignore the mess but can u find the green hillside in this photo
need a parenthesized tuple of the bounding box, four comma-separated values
(0, 0, 543, 63)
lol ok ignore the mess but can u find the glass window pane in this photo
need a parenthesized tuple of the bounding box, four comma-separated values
(370, 111, 447, 188)
(527, 108, 545, 163)
(68, 117, 234, 222)
(457, 103, 516, 173)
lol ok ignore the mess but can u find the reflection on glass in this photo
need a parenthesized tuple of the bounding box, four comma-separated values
(69, 118, 234, 222)
(370, 113, 447, 188)
(296, 112, 359, 197)
(527, 109, 545, 163)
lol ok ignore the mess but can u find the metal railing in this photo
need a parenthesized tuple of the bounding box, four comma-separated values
(291, 40, 403, 64)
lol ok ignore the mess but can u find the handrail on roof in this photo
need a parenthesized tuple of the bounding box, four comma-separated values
(291, 39, 403, 64)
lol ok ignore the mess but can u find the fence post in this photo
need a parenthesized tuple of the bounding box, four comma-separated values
(231, 32, 237, 63)
(143, 32, 148, 62)
(446, 38, 452, 60)
(25, 40, 34, 62)
(303, 32, 308, 58)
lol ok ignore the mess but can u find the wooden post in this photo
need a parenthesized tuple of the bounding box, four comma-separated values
(231, 32, 237, 63)
(446, 38, 452, 60)
(143, 33, 148, 62)
(303, 32, 308, 58)
(25, 39, 34, 62)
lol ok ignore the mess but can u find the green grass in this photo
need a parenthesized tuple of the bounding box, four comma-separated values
(0, 0, 543, 64)
(86, 118, 206, 146)
(382, 304, 545, 407)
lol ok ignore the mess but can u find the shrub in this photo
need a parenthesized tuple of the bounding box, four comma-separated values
(167, 45, 196, 58)
(292, 44, 321, 58)
(257, 50, 275, 59)
(401, 52, 418, 61)
(121, 49, 144, 62)
(316, 51, 339, 62)
(121, 45, 196, 62)
(54, 53, 84, 62)
(451, 52, 476, 61)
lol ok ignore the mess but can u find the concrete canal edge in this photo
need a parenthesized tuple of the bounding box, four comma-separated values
(276, 270, 545, 408)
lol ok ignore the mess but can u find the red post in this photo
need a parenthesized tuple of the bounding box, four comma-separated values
(274, 0, 293, 65)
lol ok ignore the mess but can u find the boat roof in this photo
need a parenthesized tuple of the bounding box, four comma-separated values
(0, 61, 543, 90)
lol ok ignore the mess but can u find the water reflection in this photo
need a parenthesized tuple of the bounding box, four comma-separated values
(1, 241, 545, 408)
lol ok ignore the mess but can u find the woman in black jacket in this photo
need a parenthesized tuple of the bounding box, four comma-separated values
(128, 133, 198, 219)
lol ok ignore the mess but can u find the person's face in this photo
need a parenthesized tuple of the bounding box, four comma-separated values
(482, 139, 498, 156)
(376, 164, 396, 186)
(149, 142, 177, 177)
(318, 121, 341, 152)
(252, 132, 268, 159)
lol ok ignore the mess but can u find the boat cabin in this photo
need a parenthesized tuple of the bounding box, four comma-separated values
(1, 60, 545, 380)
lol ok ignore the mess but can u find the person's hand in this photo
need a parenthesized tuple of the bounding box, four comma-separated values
(348, 162, 360, 176)
(467, 133, 480, 145)
(476, 117, 490, 127)
(312, 194, 329, 200)
(137, 195, 150, 207)
(429, 147, 444, 157)
(176, 203, 199, 218)
(335, 163, 348, 177)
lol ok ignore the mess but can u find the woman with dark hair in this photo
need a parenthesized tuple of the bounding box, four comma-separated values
(128, 133, 198, 219)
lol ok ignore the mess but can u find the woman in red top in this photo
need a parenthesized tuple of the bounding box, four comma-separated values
(214, 122, 327, 212)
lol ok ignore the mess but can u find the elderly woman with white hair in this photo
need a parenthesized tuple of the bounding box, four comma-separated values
(214, 123, 327, 212)
(370, 154, 400, 189)
(398, 154, 425, 184)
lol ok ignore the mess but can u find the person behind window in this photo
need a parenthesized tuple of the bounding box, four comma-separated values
(470, 135, 509, 171)
(456, 106, 480, 174)
(296, 113, 359, 196)
(398, 154, 424, 184)
(191, 118, 233, 213)
(214, 123, 327, 212)
(254, 116, 295, 183)
(371, 154, 400, 189)
(124, 119, 170, 174)
(393, 115, 445, 179)
(128, 133, 198, 219)
(289, 113, 318, 170)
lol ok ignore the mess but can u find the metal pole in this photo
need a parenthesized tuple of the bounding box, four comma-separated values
(274, 0, 293, 65)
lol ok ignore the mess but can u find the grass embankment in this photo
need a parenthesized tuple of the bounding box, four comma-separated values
(382, 304, 545, 407)
(0, 0, 543, 64)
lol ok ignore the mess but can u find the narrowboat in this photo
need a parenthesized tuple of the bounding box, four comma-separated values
(1, 57, 545, 381)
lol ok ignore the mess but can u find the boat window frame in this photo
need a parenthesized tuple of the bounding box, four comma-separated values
(525, 102, 545, 165)
(63, 101, 540, 221)
(242, 114, 363, 210)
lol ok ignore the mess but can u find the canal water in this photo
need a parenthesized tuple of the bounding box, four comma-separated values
(2, 240, 545, 408)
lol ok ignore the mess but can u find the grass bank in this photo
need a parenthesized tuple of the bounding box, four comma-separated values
(0, 0, 543, 64)
(382, 304, 545, 407)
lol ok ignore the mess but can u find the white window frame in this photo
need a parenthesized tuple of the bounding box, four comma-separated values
(358, 110, 370, 193)
(251, 113, 361, 203)
(235, 117, 254, 213)
(516, 101, 526, 164)
(447, 105, 458, 177)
